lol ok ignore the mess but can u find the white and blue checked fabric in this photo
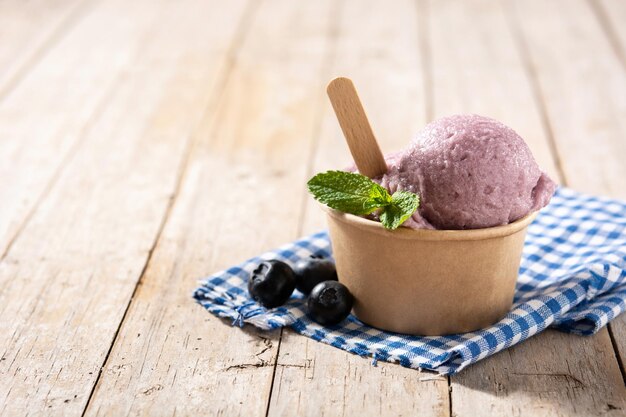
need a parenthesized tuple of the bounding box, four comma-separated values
(193, 188, 626, 374)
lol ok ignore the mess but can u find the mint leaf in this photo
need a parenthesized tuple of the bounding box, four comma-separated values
(379, 191, 420, 230)
(307, 170, 419, 230)
(307, 171, 391, 215)
(365, 182, 392, 211)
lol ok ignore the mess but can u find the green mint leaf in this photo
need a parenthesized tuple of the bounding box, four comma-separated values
(307, 171, 391, 215)
(365, 181, 393, 210)
(379, 190, 420, 230)
(308, 171, 419, 230)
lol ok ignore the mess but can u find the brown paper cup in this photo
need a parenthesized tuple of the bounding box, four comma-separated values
(324, 207, 537, 336)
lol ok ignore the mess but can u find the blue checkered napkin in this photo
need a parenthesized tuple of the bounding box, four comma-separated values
(193, 187, 626, 374)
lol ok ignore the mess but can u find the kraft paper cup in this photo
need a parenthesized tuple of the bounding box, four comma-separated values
(324, 207, 537, 336)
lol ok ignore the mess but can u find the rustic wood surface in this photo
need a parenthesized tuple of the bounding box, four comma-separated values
(0, 0, 624, 416)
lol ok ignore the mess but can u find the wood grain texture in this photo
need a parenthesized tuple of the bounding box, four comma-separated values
(610, 318, 626, 388)
(0, 0, 623, 415)
(0, 0, 249, 415)
(452, 331, 626, 416)
(0, 0, 87, 98)
(426, 0, 559, 180)
(84, 1, 338, 415)
(268, 1, 449, 416)
(300, 0, 429, 235)
(269, 332, 449, 417)
(511, 0, 626, 199)
(423, 0, 626, 415)
(512, 0, 626, 383)
(0, 0, 163, 258)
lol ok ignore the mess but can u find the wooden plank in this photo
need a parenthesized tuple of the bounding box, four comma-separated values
(426, 0, 559, 179)
(511, 0, 626, 388)
(0, 0, 86, 98)
(0, 0, 250, 415)
(511, 0, 626, 199)
(0, 0, 164, 258)
(610, 319, 626, 386)
(421, 0, 626, 415)
(269, 335, 449, 417)
(268, 1, 449, 416)
(300, 0, 430, 235)
(83, 1, 338, 415)
(452, 331, 626, 416)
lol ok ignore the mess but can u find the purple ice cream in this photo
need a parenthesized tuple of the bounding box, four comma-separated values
(378, 114, 556, 230)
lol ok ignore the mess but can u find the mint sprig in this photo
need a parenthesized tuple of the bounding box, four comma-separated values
(307, 171, 420, 230)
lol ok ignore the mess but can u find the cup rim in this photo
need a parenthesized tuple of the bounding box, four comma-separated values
(322, 206, 538, 241)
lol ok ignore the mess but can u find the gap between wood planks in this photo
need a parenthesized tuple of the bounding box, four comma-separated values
(79, 1, 260, 415)
(0, 0, 95, 104)
(1, 0, 238, 406)
(263, 1, 344, 416)
(503, 1, 566, 184)
(608, 325, 626, 385)
(0, 0, 97, 259)
(64, 0, 624, 415)
(0, 0, 165, 262)
(586, 0, 626, 385)
(265, 0, 446, 415)
(264, 1, 617, 411)
(0, 74, 120, 263)
(0, 0, 618, 415)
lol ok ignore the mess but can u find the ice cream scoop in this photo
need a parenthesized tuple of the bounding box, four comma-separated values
(380, 114, 556, 229)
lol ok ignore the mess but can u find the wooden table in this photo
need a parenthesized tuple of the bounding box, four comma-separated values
(1, 0, 625, 415)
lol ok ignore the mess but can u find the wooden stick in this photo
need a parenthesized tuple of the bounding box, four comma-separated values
(326, 77, 388, 178)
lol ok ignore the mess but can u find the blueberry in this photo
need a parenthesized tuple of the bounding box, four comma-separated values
(307, 281, 353, 326)
(294, 255, 338, 295)
(248, 260, 296, 308)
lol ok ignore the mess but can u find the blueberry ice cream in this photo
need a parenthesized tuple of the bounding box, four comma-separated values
(378, 114, 556, 230)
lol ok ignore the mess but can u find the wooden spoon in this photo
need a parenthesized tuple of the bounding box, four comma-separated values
(326, 77, 388, 178)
